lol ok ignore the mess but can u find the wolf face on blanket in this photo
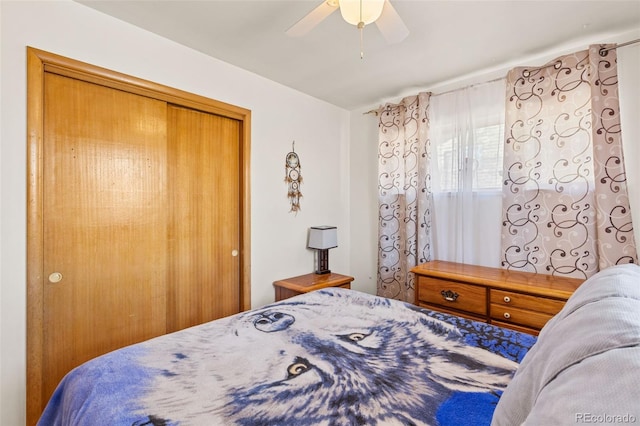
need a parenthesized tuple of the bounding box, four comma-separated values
(137, 289, 518, 425)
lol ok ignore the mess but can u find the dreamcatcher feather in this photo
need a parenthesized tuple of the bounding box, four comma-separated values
(285, 141, 302, 213)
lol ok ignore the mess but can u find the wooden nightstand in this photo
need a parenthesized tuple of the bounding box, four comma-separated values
(273, 272, 354, 301)
(411, 261, 584, 335)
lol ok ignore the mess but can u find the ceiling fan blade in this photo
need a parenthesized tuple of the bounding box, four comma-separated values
(286, 1, 339, 37)
(375, 0, 409, 44)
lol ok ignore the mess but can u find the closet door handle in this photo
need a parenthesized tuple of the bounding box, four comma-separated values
(48, 272, 63, 283)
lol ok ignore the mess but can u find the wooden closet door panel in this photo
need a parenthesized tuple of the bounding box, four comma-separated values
(167, 105, 241, 331)
(42, 73, 168, 400)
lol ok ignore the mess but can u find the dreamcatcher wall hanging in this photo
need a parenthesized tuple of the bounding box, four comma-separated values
(285, 141, 302, 213)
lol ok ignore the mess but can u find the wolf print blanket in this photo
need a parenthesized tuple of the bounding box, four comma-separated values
(39, 288, 536, 426)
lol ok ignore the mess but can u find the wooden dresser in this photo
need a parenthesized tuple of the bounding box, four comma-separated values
(411, 261, 584, 335)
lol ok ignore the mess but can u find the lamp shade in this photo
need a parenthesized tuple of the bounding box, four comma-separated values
(339, 0, 385, 26)
(308, 226, 338, 250)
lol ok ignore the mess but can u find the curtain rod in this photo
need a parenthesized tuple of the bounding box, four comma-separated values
(521, 38, 640, 77)
(362, 77, 504, 116)
(363, 38, 640, 116)
(599, 38, 640, 55)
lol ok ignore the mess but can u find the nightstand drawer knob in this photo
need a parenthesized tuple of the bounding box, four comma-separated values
(441, 290, 459, 302)
(503, 312, 511, 319)
(503, 296, 511, 303)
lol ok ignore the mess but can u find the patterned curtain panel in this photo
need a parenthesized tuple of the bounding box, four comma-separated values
(377, 92, 432, 302)
(502, 44, 638, 279)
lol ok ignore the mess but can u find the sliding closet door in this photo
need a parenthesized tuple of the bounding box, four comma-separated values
(28, 48, 251, 425)
(167, 105, 241, 331)
(42, 73, 169, 399)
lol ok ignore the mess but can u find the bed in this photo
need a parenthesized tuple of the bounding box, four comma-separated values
(38, 264, 639, 426)
(492, 263, 640, 425)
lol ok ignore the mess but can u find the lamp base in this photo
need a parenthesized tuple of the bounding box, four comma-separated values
(314, 249, 331, 275)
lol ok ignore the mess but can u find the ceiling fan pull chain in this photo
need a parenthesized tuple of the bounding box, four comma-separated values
(359, 0, 364, 59)
(359, 23, 364, 59)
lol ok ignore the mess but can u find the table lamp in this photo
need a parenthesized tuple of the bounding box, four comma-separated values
(308, 226, 338, 274)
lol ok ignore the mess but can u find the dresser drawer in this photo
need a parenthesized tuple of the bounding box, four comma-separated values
(490, 304, 555, 330)
(417, 276, 487, 316)
(491, 289, 566, 315)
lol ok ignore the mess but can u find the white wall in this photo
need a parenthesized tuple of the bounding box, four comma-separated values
(0, 1, 350, 424)
(618, 41, 640, 249)
(348, 111, 380, 295)
(348, 27, 640, 297)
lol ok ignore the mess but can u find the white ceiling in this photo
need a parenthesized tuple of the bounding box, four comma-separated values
(76, 0, 640, 110)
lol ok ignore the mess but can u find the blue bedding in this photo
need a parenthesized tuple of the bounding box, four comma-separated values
(38, 288, 536, 426)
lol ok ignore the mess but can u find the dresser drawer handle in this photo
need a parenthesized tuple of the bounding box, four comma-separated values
(503, 296, 511, 303)
(503, 312, 511, 319)
(441, 290, 459, 302)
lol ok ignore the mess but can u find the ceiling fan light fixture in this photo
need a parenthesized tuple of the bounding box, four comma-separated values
(339, 0, 385, 26)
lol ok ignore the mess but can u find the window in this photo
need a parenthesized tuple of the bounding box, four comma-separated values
(435, 123, 504, 192)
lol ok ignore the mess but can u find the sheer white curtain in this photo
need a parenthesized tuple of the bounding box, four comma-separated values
(376, 83, 507, 301)
(430, 79, 506, 267)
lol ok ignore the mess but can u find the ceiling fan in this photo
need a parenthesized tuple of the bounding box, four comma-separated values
(286, 0, 409, 55)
